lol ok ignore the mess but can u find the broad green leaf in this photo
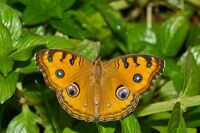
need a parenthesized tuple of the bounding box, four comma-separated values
(177, 115, 187, 133)
(157, 16, 189, 57)
(0, 0, 6, 3)
(7, 105, 41, 133)
(180, 48, 200, 96)
(74, 39, 98, 62)
(136, 95, 200, 117)
(11, 32, 45, 61)
(0, 72, 18, 103)
(159, 80, 178, 100)
(167, 102, 186, 133)
(146, 112, 170, 122)
(185, 106, 200, 127)
(12, 33, 75, 61)
(186, 24, 200, 46)
(121, 114, 141, 133)
(97, 4, 126, 42)
(44, 35, 75, 50)
(0, 22, 14, 57)
(126, 23, 156, 53)
(190, 45, 200, 68)
(15, 58, 38, 74)
(63, 127, 78, 133)
(87, 12, 110, 41)
(97, 122, 116, 133)
(187, 128, 197, 133)
(22, 0, 75, 25)
(50, 10, 94, 38)
(0, 3, 22, 40)
(167, 102, 180, 133)
(178, 45, 200, 70)
(146, 113, 170, 132)
(172, 67, 184, 94)
(140, 45, 162, 56)
(0, 57, 14, 77)
(163, 58, 178, 78)
(162, 58, 184, 93)
(100, 38, 120, 58)
(151, 126, 167, 133)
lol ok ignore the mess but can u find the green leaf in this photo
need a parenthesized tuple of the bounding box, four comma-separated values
(63, 127, 78, 133)
(31, 83, 74, 132)
(0, 72, 18, 103)
(12, 32, 75, 61)
(11, 32, 46, 61)
(0, 22, 15, 57)
(44, 35, 75, 49)
(126, 23, 156, 52)
(186, 24, 200, 46)
(157, 16, 189, 57)
(50, 10, 94, 38)
(0, 57, 14, 77)
(74, 39, 98, 62)
(177, 115, 187, 133)
(7, 105, 41, 133)
(16, 58, 38, 74)
(135, 95, 200, 117)
(151, 126, 167, 133)
(146, 113, 170, 132)
(180, 48, 200, 96)
(167, 102, 186, 133)
(22, 0, 75, 25)
(34, 104, 57, 133)
(0, 3, 22, 40)
(97, 122, 116, 133)
(97, 4, 126, 42)
(159, 80, 178, 100)
(187, 128, 197, 133)
(121, 114, 141, 133)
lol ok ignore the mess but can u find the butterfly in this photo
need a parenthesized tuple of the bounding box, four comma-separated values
(35, 49, 165, 122)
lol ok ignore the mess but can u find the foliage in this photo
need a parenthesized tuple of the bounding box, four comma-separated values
(0, 0, 200, 133)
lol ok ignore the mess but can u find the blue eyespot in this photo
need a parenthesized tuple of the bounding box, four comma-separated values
(67, 83, 79, 97)
(116, 86, 129, 100)
(55, 69, 65, 78)
(146, 62, 152, 68)
(133, 74, 142, 83)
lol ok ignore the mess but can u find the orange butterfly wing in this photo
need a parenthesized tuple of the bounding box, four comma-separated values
(36, 49, 165, 122)
(35, 49, 96, 121)
(98, 55, 165, 121)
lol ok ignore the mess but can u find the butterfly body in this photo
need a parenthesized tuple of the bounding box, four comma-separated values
(36, 49, 165, 122)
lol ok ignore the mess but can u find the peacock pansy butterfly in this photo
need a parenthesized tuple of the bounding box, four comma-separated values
(35, 49, 165, 122)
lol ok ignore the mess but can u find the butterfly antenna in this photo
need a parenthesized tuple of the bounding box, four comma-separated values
(95, 41, 101, 60)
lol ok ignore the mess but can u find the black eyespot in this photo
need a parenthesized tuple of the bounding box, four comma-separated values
(116, 86, 129, 100)
(133, 74, 142, 83)
(55, 69, 65, 78)
(47, 55, 53, 62)
(66, 83, 79, 97)
(146, 62, 152, 68)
